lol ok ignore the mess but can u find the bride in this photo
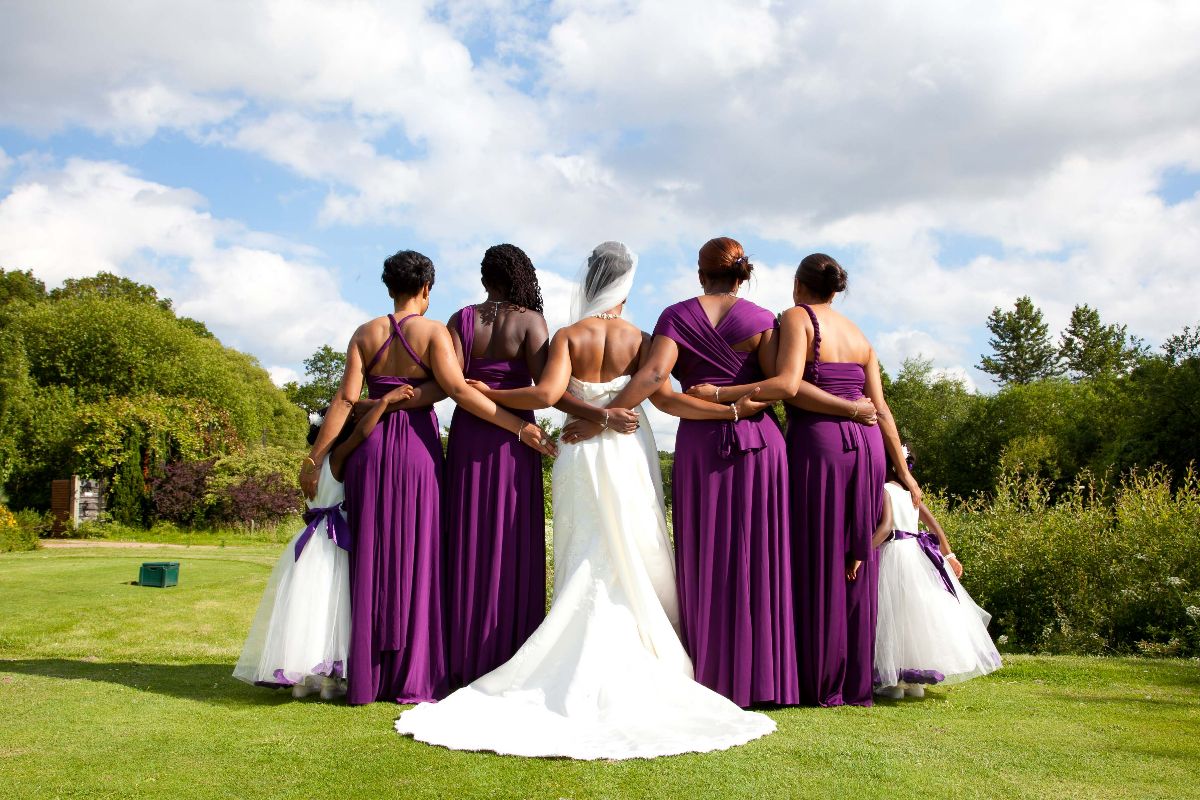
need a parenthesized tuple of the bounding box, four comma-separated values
(394, 242, 775, 759)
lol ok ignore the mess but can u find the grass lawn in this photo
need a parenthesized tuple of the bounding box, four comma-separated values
(1, 544, 1198, 799)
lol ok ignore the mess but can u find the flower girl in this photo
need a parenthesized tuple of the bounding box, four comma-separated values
(234, 388, 410, 699)
(872, 447, 1001, 699)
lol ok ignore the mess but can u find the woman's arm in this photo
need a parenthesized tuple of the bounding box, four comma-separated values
(684, 311, 806, 402)
(786, 382, 877, 423)
(873, 496, 895, 549)
(428, 324, 556, 455)
(300, 330, 372, 497)
(863, 349, 921, 507)
(605, 335, 680, 410)
(391, 381, 447, 409)
(524, 313, 550, 381)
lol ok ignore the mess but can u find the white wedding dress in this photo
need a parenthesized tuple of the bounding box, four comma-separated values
(395, 376, 775, 759)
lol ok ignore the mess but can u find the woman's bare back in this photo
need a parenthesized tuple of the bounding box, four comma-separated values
(563, 318, 645, 383)
(788, 304, 874, 366)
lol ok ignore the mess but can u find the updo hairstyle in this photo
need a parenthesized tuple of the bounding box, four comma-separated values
(698, 237, 754, 282)
(382, 250, 436, 298)
(795, 253, 848, 298)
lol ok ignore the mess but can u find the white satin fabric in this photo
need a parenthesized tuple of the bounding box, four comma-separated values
(395, 376, 775, 759)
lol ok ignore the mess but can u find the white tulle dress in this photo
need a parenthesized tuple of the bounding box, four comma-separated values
(233, 459, 351, 691)
(874, 482, 1002, 689)
(395, 376, 775, 759)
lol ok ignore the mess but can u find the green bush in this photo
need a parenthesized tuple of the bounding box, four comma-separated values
(0, 504, 39, 552)
(937, 465, 1200, 656)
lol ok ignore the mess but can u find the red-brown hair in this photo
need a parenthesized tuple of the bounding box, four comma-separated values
(698, 236, 753, 281)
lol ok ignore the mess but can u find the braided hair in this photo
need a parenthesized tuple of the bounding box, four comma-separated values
(481, 243, 543, 313)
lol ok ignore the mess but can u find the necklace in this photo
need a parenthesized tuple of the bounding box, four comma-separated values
(704, 291, 739, 298)
(593, 311, 620, 320)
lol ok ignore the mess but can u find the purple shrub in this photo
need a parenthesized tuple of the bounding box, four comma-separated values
(150, 459, 215, 525)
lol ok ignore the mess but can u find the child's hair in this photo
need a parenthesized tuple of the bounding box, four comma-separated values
(306, 405, 360, 449)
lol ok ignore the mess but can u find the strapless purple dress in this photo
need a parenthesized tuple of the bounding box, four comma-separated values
(442, 305, 546, 689)
(786, 304, 885, 707)
(343, 313, 447, 705)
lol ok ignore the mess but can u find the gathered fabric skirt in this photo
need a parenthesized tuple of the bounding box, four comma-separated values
(875, 539, 1002, 689)
(343, 407, 446, 705)
(671, 415, 798, 707)
(442, 405, 546, 689)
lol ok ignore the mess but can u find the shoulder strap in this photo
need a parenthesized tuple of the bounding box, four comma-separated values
(796, 303, 821, 377)
(363, 316, 399, 374)
(455, 305, 476, 375)
(391, 313, 431, 374)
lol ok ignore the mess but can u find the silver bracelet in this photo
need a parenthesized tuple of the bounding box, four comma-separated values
(715, 387, 720, 403)
(601, 410, 610, 430)
(730, 402, 738, 423)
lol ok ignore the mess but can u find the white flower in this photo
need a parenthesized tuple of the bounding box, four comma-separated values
(1186, 606, 1200, 621)
(1166, 576, 1184, 587)
(308, 412, 324, 426)
(997, 635, 1009, 645)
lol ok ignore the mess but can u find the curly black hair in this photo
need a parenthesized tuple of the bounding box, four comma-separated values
(480, 243, 543, 313)
(382, 249, 436, 298)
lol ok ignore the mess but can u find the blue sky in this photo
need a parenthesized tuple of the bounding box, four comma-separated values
(2, 1, 1198, 448)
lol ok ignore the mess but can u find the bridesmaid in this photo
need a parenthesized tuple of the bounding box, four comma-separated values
(300, 249, 555, 705)
(444, 243, 549, 689)
(782, 254, 918, 707)
(603, 237, 802, 707)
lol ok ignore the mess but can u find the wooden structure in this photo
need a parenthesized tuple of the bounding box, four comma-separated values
(50, 476, 105, 533)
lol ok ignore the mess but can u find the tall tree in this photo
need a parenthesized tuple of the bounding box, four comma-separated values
(978, 296, 1062, 385)
(283, 345, 349, 414)
(49, 272, 173, 311)
(1058, 304, 1144, 379)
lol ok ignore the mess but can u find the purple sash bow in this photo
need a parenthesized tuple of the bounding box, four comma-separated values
(892, 529, 957, 599)
(295, 504, 351, 560)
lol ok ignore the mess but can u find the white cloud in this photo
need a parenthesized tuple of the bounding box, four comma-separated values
(3, 0, 1200, 441)
(0, 157, 365, 368)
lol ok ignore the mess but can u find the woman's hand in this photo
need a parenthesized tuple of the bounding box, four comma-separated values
(561, 418, 602, 444)
(517, 421, 558, 456)
(734, 387, 771, 419)
(946, 555, 963, 578)
(903, 474, 923, 508)
(846, 558, 863, 582)
(607, 407, 640, 434)
(853, 397, 878, 425)
(464, 379, 497, 400)
(685, 383, 723, 402)
(298, 459, 320, 500)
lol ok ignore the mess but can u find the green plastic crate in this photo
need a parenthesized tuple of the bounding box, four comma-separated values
(138, 561, 179, 588)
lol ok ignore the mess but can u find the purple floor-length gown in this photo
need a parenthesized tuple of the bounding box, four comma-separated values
(653, 298, 798, 707)
(442, 305, 546, 688)
(787, 304, 885, 707)
(343, 313, 447, 705)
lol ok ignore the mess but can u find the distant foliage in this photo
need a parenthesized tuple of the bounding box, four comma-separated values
(150, 459, 216, 525)
(0, 268, 306, 522)
(212, 472, 301, 526)
(1058, 304, 1144, 379)
(283, 345, 350, 414)
(0, 503, 38, 552)
(937, 466, 1200, 657)
(978, 296, 1062, 386)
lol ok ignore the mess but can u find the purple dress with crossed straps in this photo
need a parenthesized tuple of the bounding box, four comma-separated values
(652, 298, 799, 707)
(786, 303, 885, 707)
(343, 313, 447, 705)
(442, 305, 546, 689)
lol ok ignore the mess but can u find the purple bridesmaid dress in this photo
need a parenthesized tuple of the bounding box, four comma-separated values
(442, 305, 546, 688)
(652, 298, 799, 707)
(343, 313, 447, 705)
(786, 304, 885, 707)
